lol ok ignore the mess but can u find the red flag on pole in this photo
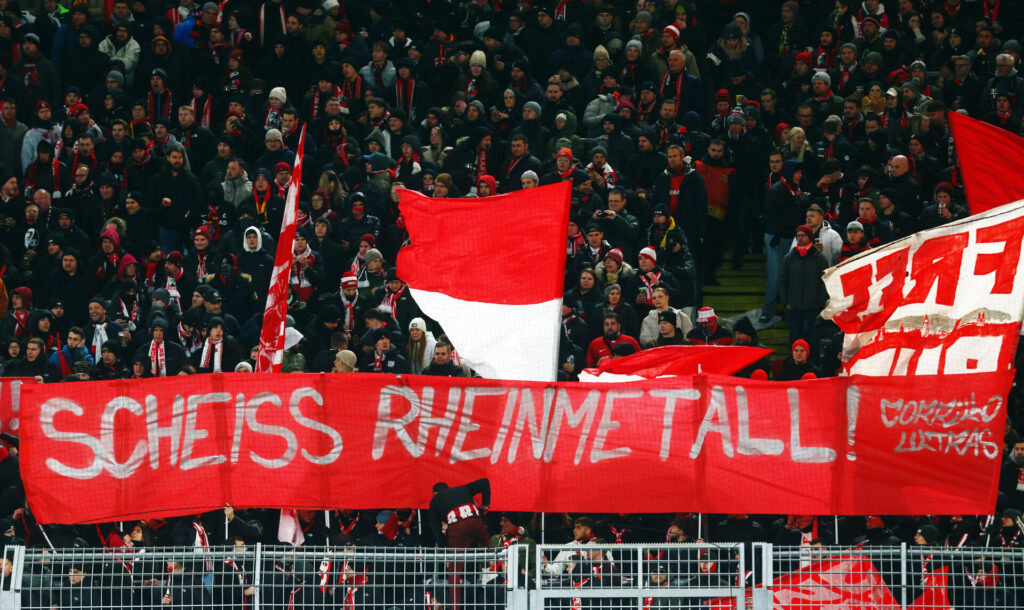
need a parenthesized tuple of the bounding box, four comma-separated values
(256, 126, 306, 373)
(948, 111, 1024, 214)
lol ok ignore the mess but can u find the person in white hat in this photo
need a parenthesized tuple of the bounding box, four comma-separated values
(686, 307, 734, 345)
(406, 317, 436, 374)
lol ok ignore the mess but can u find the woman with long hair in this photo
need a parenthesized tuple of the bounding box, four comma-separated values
(406, 317, 436, 374)
(783, 126, 820, 182)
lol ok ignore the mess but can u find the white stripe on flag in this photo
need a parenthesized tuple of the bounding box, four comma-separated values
(409, 288, 561, 381)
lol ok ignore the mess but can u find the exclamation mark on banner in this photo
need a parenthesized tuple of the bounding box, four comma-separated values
(845, 385, 859, 461)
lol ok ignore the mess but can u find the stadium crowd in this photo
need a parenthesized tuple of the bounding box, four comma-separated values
(0, 0, 1022, 589)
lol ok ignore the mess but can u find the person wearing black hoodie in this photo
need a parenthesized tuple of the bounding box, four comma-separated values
(775, 338, 823, 380)
(41, 247, 94, 326)
(91, 339, 129, 380)
(732, 316, 770, 377)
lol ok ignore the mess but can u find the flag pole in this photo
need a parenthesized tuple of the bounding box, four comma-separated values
(255, 125, 307, 373)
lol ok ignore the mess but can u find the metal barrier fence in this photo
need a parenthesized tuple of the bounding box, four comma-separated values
(1, 543, 1022, 609)
(535, 543, 746, 610)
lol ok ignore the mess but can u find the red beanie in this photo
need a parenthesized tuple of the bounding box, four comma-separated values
(795, 52, 813, 67)
(792, 338, 810, 355)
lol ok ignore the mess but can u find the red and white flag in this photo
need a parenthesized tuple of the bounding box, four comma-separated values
(256, 126, 306, 373)
(822, 199, 1024, 375)
(396, 182, 571, 380)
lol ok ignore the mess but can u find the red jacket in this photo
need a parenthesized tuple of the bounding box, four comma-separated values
(586, 334, 642, 367)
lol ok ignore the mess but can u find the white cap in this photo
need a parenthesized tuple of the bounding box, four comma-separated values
(269, 87, 287, 102)
(284, 327, 304, 351)
(409, 317, 427, 332)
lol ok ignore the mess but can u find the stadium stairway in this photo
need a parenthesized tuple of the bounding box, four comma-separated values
(704, 252, 791, 365)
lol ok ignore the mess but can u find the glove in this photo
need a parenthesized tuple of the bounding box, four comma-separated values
(770, 235, 780, 248)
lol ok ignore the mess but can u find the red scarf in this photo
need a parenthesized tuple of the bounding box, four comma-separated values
(659, 70, 685, 103)
(73, 150, 97, 170)
(340, 291, 358, 331)
(475, 149, 488, 184)
(370, 61, 387, 87)
(12, 310, 28, 337)
(380, 283, 405, 315)
(795, 241, 814, 256)
(190, 96, 213, 128)
(779, 176, 800, 196)
(310, 85, 341, 121)
(149, 339, 166, 376)
(640, 271, 661, 306)
(195, 250, 210, 278)
(340, 77, 362, 110)
(56, 333, 71, 377)
(192, 521, 213, 570)
(148, 88, 173, 120)
(567, 231, 585, 256)
(199, 337, 223, 371)
(290, 245, 316, 301)
(258, 2, 286, 47)
(254, 189, 272, 224)
(368, 110, 389, 130)
(554, 0, 569, 19)
(394, 78, 415, 116)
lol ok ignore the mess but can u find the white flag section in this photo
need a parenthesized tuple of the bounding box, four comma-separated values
(822, 199, 1024, 376)
(396, 182, 571, 381)
(408, 290, 563, 380)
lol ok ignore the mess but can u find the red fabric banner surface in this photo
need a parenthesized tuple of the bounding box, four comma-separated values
(709, 555, 900, 610)
(0, 377, 30, 435)
(948, 111, 1024, 214)
(18, 371, 1009, 524)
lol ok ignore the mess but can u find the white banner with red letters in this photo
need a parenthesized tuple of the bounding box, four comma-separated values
(822, 200, 1024, 376)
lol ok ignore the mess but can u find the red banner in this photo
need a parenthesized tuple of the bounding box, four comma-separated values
(710, 555, 901, 610)
(18, 372, 1009, 524)
(0, 377, 30, 435)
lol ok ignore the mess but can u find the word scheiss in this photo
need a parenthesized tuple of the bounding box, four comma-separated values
(19, 372, 1009, 523)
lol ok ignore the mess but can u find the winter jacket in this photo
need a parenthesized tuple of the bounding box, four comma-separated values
(779, 248, 829, 310)
(639, 307, 694, 348)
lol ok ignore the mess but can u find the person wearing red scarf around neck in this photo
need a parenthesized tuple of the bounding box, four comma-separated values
(779, 224, 829, 361)
(837, 220, 871, 264)
(855, 196, 895, 247)
(191, 316, 242, 374)
(0, 287, 33, 339)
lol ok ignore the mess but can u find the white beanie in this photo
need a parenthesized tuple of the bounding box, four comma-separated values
(639, 246, 657, 264)
(521, 170, 539, 182)
(469, 50, 487, 68)
(269, 87, 287, 102)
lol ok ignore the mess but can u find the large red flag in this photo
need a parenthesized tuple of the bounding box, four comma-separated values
(396, 182, 570, 380)
(256, 126, 306, 373)
(580, 345, 772, 380)
(948, 111, 1024, 213)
